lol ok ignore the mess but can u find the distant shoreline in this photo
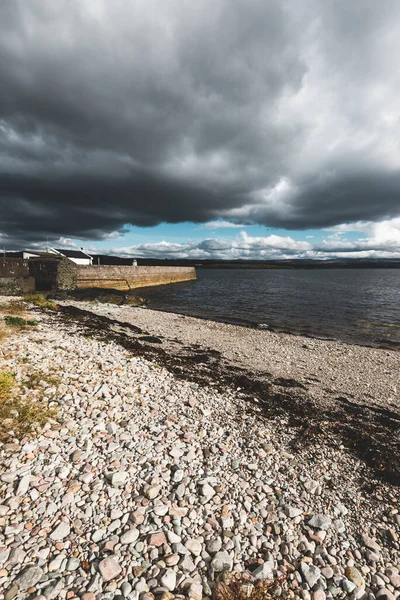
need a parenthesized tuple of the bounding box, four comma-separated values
(134, 259, 400, 269)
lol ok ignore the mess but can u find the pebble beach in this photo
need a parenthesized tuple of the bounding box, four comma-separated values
(0, 298, 399, 600)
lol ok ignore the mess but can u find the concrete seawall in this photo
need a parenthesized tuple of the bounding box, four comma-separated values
(76, 265, 196, 290)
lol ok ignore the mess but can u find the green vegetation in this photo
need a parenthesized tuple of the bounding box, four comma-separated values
(23, 293, 58, 311)
(24, 370, 61, 390)
(0, 371, 57, 440)
(0, 372, 14, 400)
(3, 316, 38, 327)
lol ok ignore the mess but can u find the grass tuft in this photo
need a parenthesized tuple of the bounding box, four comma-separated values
(24, 370, 61, 390)
(0, 372, 15, 400)
(0, 300, 27, 315)
(3, 316, 38, 327)
(23, 293, 58, 311)
(0, 370, 57, 441)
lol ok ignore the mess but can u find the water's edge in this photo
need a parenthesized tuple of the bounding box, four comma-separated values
(137, 304, 400, 351)
(138, 269, 400, 350)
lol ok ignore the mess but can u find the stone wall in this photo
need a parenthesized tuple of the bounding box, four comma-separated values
(28, 258, 78, 291)
(76, 265, 196, 290)
(0, 259, 35, 295)
(0, 259, 196, 294)
(56, 259, 78, 290)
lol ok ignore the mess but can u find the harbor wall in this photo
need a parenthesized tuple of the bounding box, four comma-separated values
(0, 259, 196, 293)
(75, 265, 196, 290)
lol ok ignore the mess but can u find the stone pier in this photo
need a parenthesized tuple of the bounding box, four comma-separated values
(75, 265, 196, 291)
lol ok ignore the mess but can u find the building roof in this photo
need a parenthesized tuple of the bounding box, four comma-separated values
(26, 250, 62, 258)
(91, 254, 136, 265)
(54, 248, 92, 259)
(4, 251, 24, 258)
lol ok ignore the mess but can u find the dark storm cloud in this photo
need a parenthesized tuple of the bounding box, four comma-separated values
(1, 0, 400, 246)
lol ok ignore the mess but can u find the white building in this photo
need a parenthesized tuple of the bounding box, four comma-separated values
(48, 248, 93, 265)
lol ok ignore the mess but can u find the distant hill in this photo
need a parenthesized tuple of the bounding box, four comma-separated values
(134, 258, 400, 269)
(91, 254, 136, 266)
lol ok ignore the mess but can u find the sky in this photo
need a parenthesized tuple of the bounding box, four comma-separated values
(1, 0, 400, 260)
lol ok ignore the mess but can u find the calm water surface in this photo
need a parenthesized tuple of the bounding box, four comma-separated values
(141, 269, 400, 348)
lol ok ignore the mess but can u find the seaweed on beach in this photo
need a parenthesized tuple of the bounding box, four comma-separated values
(49, 287, 148, 306)
(51, 303, 400, 486)
(213, 571, 289, 600)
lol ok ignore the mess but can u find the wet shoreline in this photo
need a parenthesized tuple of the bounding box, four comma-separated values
(137, 304, 400, 351)
(138, 268, 400, 350)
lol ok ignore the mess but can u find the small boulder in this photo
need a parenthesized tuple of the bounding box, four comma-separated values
(185, 538, 202, 556)
(211, 551, 233, 573)
(144, 484, 161, 500)
(308, 514, 331, 530)
(120, 528, 139, 545)
(50, 521, 70, 542)
(98, 557, 122, 582)
(14, 566, 43, 590)
(301, 563, 321, 588)
(111, 471, 128, 487)
(15, 474, 30, 496)
(345, 567, 365, 588)
(160, 568, 176, 592)
(253, 561, 274, 580)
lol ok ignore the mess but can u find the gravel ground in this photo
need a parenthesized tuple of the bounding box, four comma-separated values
(0, 299, 399, 600)
(59, 302, 399, 414)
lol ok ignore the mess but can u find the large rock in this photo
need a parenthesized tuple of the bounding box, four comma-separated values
(202, 483, 216, 501)
(300, 563, 321, 588)
(361, 533, 381, 553)
(253, 561, 274, 580)
(148, 532, 167, 547)
(345, 567, 365, 588)
(120, 528, 139, 544)
(180, 555, 196, 572)
(15, 474, 30, 496)
(211, 551, 233, 573)
(144, 484, 161, 499)
(185, 538, 202, 556)
(50, 521, 70, 541)
(14, 566, 43, 590)
(111, 471, 128, 487)
(160, 568, 177, 591)
(43, 578, 65, 599)
(188, 582, 203, 600)
(207, 538, 222, 554)
(308, 514, 332, 530)
(98, 557, 122, 582)
(376, 589, 396, 600)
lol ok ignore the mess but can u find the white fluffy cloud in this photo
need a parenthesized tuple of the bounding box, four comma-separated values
(111, 231, 311, 260)
(200, 221, 248, 230)
(108, 219, 400, 260)
(317, 218, 400, 257)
